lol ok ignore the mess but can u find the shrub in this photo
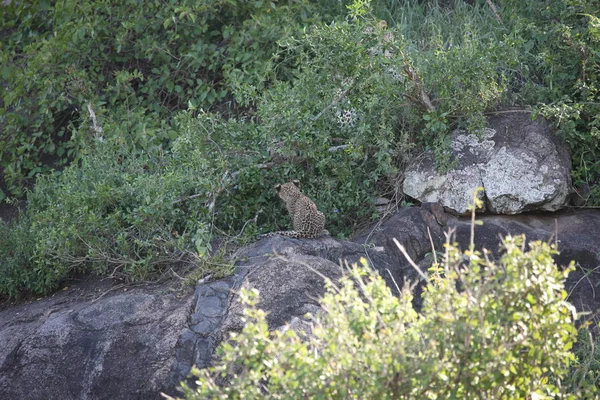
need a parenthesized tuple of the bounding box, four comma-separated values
(0, 0, 521, 201)
(0, 0, 558, 296)
(168, 111, 281, 238)
(15, 133, 216, 295)
(0, 0, 332, 198)
(0, 217, 35, 299)
(498, 0, 600, 205)
(252, 1, 516, 232)
(171, 4, 515, 237)
(174, 233, 586, 399)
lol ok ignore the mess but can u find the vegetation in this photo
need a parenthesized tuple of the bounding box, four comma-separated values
(1, 0, 599, 295)
(0, 0, 339, 198)
(500, 0, 600, 204)
(2, 0, 599, 395)
(172, 233, 597, 399)
(565, 328, 600, 395)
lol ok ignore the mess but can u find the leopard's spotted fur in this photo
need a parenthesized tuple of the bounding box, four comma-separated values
(261, 180, 329, 239)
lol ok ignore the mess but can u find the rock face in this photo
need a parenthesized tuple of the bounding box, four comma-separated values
(448, 210, 600, 315)
(0, 281, 193, 400)
(403, 112, 572, 214)
(176, 206, 600, 397)
(174, 230, 431, 387)
(2, 206, 600, 399)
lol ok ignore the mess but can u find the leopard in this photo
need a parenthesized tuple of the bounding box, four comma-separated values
(260, 180, 329, 239)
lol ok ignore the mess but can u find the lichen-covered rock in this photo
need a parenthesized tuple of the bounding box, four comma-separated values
(403, 112, 572, 214)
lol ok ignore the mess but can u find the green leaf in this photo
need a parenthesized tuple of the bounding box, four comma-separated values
(1, 66, 11, 79)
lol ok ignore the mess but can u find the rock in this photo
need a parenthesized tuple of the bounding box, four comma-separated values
(182, 206, 600, 390)
(172, 226, 446, 391)
(375, 197, 391, 213)
(448, 210, 600, 317)
(374, 197, 391, 206)
(220, 252, 342, 334)
(353, 202, 448, 274)
(403, 112, 572, 214)
(175, 204, 450, 380)
(0, 281, 193, 400)
(2, 205, 599, 399)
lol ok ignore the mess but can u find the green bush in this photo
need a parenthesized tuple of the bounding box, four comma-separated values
(171, 5, 516, 237)
(10, 134, 214, 295)
(251, 2, 515, 232)
(498, 0, 600, 204)
(175, 235, 587, 399)
(0, 0, 333, 198)
(168, 111, 278, 237)
(0, 0, 527, 201)
(0, 217, 35, 299)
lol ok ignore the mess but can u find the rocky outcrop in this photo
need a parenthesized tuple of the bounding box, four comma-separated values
(1, 206, 599, 399)
(403, 112, 572, 214)
(175, 206, 600, 399)
(449, 211, 600, 315)
(0, 281, 193, 400)
(174, 229, 434, 386)
(219, 206, 448, 331)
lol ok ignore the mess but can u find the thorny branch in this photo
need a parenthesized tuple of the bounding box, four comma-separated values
(402, 63, 436, 113)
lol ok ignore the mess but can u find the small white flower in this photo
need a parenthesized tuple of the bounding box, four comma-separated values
(335, 108, 358, 128)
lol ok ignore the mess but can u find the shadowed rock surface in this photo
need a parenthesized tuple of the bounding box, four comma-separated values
(0, 281, 193, 400)
(1, 206, 599, 399)
(450, 210, 600, 316)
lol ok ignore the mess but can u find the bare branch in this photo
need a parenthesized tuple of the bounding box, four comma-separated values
(171, 193, 206, 205)
(402, 64, 436, 113)
(486, 0, 503, 23)
(328, 145, 350, 153)
(87, 103, 104, 141)
(393, 238, 429, 283)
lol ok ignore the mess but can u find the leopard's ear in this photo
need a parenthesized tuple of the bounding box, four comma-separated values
(275, 184, 282, 192)
(292, 179, 300, 187)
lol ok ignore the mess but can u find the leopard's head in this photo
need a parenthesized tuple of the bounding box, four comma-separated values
(275, 180, 302, 203)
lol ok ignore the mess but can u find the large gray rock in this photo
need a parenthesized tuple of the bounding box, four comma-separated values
(403, 112, 572, 214)
(2, 206, 599, 399)
(0, 281, 193, 400)
(169, 207, 452, 394)
(448, 210, 600, 316)
(178, 207, 600, 387)
(175, 207, 600, 395)
(180, 206, 600, 381)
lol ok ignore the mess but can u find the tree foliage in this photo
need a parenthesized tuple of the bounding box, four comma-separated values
(0, 0, 335, 198)
(1, 0, 600, 297)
